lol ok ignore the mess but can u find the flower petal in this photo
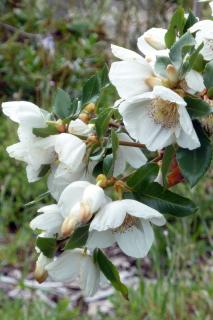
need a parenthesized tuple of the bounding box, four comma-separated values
(185, 70, 205, 93)
(82, 184, 106, 213)
(89, 201, 127, 231)
(2, 101, 47, 128)
(109, 60, 152, 99)
(30, 204, 63, 235)
(111, 44, 145, 62)
(115, 220, 154, 258)
(55, 133, 86, 172)
(137, 28, 168, 57)
(46, 250, 82, 282)
(86, 230, 115, 249)
(79, 255, 100, 296)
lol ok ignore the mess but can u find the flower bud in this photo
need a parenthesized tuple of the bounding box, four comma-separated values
(61, 216, 79, 237)
(34, 253, 50, 283)
(79, 113, 90, 123)
(145, 76, 162, 88)
(84, 103, 96, 113)
(166, 64, 178, 84)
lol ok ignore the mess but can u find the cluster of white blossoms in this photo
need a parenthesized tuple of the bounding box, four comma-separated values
(2, 3, 213, 298)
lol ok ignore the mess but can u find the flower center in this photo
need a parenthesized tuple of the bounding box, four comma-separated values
(150, 98, 179, 128)
(113, 214, 138, 233)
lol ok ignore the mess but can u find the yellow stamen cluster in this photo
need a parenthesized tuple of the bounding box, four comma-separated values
(150, 98, 179, 128)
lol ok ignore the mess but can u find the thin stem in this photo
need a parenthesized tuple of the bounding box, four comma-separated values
(118, 140, 145, 148)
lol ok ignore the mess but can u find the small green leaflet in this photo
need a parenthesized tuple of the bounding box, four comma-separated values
(53, 88, 72, 119)
(95, 108, 114, 138)
(93, 249, 129, 300)
(38, 164, 50, 178)
(36, 237, 56, 258)
(183, 10, 198, 33)
(176, 122, 212, 187)
(138, 182, 198, 217)
(65, 224, 89, 250)
(165, 7, 185, 48)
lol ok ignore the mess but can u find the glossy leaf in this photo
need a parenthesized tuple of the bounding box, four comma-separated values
(138, 182, 198, 217)
(176, 122, 212, 187)
(185, 96, 213, 119)
(65, 224, 89, 250)
(81, 75, 100, 106)
(95, 108, 114, 138)
(94, 249, 129, 300)
(53, 88, 72, 119)
(36, 237, 56, 258)
(127, 163, 159, 192)
(165, 7, 185, 48)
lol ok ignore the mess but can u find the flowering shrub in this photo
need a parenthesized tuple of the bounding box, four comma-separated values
(2, 4, 213, 299)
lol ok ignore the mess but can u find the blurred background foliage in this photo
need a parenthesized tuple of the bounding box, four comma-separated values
(0, 1, 213, 319)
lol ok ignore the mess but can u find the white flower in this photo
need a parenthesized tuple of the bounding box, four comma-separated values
(31, 181, 107, 238)
(2, 101, 48, 128)
(55, 133, 86, 172)
(87, 199, 166, 258)
(119, 86, 200, 151)
(113, 133, 147, 176)
(58, 181, 107, 236)
(109, 44, 154, 99)
(46, 249, 100, 296)
(137, 28, 169, 60)
(190, 20, 213, 61)
(2, 101, 57, 182)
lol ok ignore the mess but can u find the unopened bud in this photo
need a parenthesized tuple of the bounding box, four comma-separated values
(84, 103, 96, 113)
(61, 216, 78, 237)
(144, 34, 165, 50)
(166, 64, 178, 83)
(34, 254, 50, 283)
(145, 76, 162, 88)
(96, 174, 108, 187)
(79, 113, 90, 123)
(79, 202, 92, 223)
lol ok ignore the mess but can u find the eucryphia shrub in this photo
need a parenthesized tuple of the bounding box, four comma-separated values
(2, 4, 213, 299)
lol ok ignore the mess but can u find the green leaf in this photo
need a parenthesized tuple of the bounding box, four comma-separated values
(95, 108, 114, 138)
(38, 164, 50, 178)
(33, 125, 58, 138)
(65, 224, 89, 250)
(98, 64, 110, 88)
(161, 145, 175, 187)
(176, 122, 212, 187)
(185, 96, 213, 118)
(138, 182, 198, 217)
(192, 54, 206, 73)
(154, 56, 172, 78)
(81, 75, 100, 106)
(203, 61, 213, 97)
(165, 7, 185, 48)
(127, 163, 159, 192)
(103, 154, 114, 177)
(36, 237, 56, 258)
(169, 32, 195, 69)
(94, 249, 129, 300)
(53, 88, 72, 119)
(111, 129, 119, 160)
(182, 42, 204, 74)
(183, 10, 198, 33)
